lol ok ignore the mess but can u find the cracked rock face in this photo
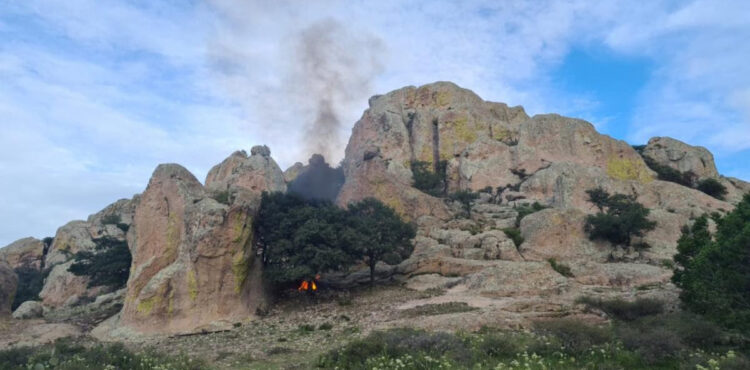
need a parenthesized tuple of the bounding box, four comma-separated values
(0, 237, 45, 270)
(0, 260, 17, 316)
(117, 150, 285, 336)
(337, 81, 653, 220)
(642, 136, 718, 179)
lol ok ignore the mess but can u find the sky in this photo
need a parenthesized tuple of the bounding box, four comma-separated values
(1, 0, 749, 246)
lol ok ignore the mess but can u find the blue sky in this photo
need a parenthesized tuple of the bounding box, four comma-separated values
(1, 0, 749, 246)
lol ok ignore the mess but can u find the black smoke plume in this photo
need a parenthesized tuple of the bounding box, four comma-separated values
(288, 154, 344, 201)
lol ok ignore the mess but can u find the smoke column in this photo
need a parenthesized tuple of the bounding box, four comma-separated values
(290, 19, 384, 161)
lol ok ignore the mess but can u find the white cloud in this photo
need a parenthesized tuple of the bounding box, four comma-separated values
(2, 0, 750, 246)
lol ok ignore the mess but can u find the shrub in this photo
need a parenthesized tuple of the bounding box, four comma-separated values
(548, 258, 574, 277)
(514, 201, 547, 226)
(502, 227, 523, 248)
(696, 178, 728, 200)
(577, 296, 663, 321)
(533, 319, 612, 354)
(0, 338, 207, 370)
(69, 237, 131, 289)
(616, 322, 684, 364)
(672, 195, 750, 331)
(584, 191, 656, 246)
(212, 190, 231, 205)
(411, 160, 447, 197)
(641, 155, 697, 187)
(318, 322, 334, 331)
(11, 266, 48, 310)
(449, 190, 479, 217)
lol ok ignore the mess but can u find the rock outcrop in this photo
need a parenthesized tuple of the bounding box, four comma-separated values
(12, 301, 44, 319)
(0, 260, 17, 316)
(337, 82, 654, 220)
(205, 145, 286, 205)
(642, 137, 718, 179)
(117, 147, 285, 336)
(39, 198, 137, 308)
(0, 237, 46, 270)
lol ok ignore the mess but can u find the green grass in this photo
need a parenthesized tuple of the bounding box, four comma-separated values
(0, 338, 208, 370)
(400, 302, 478, 317)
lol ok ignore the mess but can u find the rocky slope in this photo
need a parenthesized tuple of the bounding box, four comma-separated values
(1, 81, 748, 342)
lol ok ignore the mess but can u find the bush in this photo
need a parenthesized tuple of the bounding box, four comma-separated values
(672, 195, 750, 331)
(577, 296, 664, 321)
(0, 339, 207, 370)
(584, 191, 656, 246)
(533, 319, 612, 354)
(502, 227, 523, 248)
(696, 178, 728, 200)
(411, 160, 447, 197)
(547, 258, 574, 277)
(449, 190, 479, 217)
(642, 155, 696, 187)
(616, 322, 684, 364)
(212, 190, 231, 205)
(514, 202, 548, 226)
(69, 236, 131, 289)
(11, 266, 48, 310)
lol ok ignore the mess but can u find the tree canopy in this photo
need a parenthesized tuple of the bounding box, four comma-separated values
(69, 236, 131, 289)
(584, 189, 656, 247)
(256, 192, 415, 288)
(672, 194, 750, 331)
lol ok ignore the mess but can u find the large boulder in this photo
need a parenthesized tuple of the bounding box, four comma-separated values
(119, 154, 284, 336)
(205, 146, 286, 206)
(642, 137, 719, 179)
(12, 300, 43, 319)
(0, 237, 46, 270)
(337, 82, 654, 219)
(0, 260, 17, 316)
(39, 198, 137, 308)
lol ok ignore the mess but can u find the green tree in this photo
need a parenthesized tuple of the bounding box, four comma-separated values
(256, 192, 355, 287)
(585, 187, 611, 213)
(672, 194, 750, 331)
(346, 198, 416, 284)
(69, 237, 131, 289)
(411, 160, 447, 197)
(584, 191, 656, 246)
(450, 190, 479, 217)
(11, 266, 48, 310)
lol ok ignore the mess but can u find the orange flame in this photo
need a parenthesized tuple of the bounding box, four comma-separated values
(298, 276, 320, 292)
(298, 280, 309, 291)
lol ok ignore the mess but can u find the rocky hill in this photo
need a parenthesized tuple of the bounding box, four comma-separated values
(1, 81, 748, 348)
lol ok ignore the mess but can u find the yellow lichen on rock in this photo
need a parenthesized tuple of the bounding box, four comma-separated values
(136, 294, 161, 315)
(606, 158, 653, 183)
(187, 270, 198, 301)
(231, 249, 250, 294)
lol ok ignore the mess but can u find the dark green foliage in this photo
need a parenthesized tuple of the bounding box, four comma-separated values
(584, 190, 656, 246)
(346, 198, 416, 283)
(641, 155, 697, 187)
(100, 214, 121, 225)
(631, 144, 646, 153)
(585, 187, 611, 213)
(257, 192, 354, 287)
(69, 237, 131, 289)
(697, 177, 728, 200)
(547, 258, 574, 277)
(502, 227, 524, 248)
(257, 193, 415, 287)
(11, 266, 48, 310)
(514, 201, 548, 226)
(449, 190, 479, 217)
(212, 190, 231, 205)
(577, 296, 664, 321)
(411, 160, 447, 197)
(0, 338, 207, 370)
(672, 194, 750, 331)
